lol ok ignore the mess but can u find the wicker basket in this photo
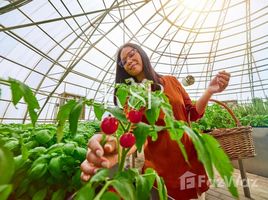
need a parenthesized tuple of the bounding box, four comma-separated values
(208, 99, 256, 160)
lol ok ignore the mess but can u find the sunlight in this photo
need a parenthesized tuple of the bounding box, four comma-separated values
(180, 0, 208, 11)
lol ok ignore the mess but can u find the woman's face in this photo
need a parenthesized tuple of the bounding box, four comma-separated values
(120, 46, 145, 82)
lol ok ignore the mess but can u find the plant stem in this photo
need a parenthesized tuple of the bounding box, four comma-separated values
(118, 148, 130, 172)
(133, 99, 143, 108)
(117, 136, 121, 165)
(118, 120, 127, 132)
(126, 122, 131, 132)
(93, 180, 112, 200)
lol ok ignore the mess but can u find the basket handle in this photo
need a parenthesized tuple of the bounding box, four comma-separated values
(208, 99, 241, 127)
(187, 99, 241, 127)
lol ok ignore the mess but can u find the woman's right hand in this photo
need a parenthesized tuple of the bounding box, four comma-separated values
(80, 134, 118, 182)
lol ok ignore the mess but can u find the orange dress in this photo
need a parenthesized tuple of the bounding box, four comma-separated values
(143, 75, 209, 200)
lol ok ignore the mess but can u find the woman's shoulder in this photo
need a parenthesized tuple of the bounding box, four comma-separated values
(160, 75, 175, 79)
(160, 75, 180, 85)
(159, 75, 184, 92)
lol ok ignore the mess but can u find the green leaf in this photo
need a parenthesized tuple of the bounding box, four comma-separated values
(60, 155, 76, 168)
(63, 143, 76, 155)
(116, 86, 129, 107)
(51, 189, 66, 200)
(35, 130, 53, 144)
(149, 130, 158, 142)
(110, 179, 136, 200)
(152, 125, 166, 133)
(73, 134, 86, 145)
(145, 95, 161, 125)
(69, 100, 84, 135)
(33, 188, 47, 200)
(56, 99, 77, 120)
(106, 107, 128, 123)
(4, 139, 19, 151)
(143, 168, 156, 189)
(114, 168, 139, 182)
(28, 163, 47, 180)
(47, 143, 64, 154)
(24, 140, 39, 150)
(14, 155, 27, 170)
(9, 79, 23, 105)
(177, 139, 188, 165)
(164, 116, 176, 139)
(48, 156, 62, 178)
(20, 139, 29, 160)
(100, 191, 120, 200)
(74, 182, 95, 200)
(164, 117, 189, 163)
(28, 146, 47, 160)
(9, 78, 40, 127)
(72, 169, 83, 189)
(126, 82, 147, 108)
(93, 103, 105, 121)
(141, 168, 165, 200)
(183, 126, 214, 179)
(56, 99, 76, 142)
(90, 169, 109, 184)
(0, 145, 15, 185)
(203, 134, 238, 198)
(73, 147, 87, 162)
(0, 184, 12, 200)
(135, 175, 151, 200)
(133, 122, 151, 152)
(159, 94, 173, 118)
(32, 154, 50, 165)
(155, 174, 168, 200)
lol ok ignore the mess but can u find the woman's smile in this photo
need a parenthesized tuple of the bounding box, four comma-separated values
(130, 63, 137, 70)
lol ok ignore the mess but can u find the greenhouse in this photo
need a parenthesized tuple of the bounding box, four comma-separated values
(0, 0, 268, 199)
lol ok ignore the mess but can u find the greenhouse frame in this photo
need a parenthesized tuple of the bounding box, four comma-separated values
(0, 0, 268, 200)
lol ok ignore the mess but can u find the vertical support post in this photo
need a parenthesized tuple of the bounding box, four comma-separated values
(245, 0, 255, 99)
(238, 159, 251, 198)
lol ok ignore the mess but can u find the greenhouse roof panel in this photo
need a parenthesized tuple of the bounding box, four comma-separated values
(0, 0, 268, 122)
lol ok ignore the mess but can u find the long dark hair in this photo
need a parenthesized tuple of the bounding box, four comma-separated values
(114, 43, 162, 105)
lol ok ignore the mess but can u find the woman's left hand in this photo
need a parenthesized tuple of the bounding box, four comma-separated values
(207, 70, 230, 94)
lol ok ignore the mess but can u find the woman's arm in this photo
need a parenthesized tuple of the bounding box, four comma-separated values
(195, 90, 213, 115)
(195, 70, 230, 115)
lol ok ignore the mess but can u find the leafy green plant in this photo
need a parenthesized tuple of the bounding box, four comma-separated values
(239, 115, 268, 127)
(191, 104, 236, 131)
(192, 98, 268, 130)
(0, 122, 98, 199)
(0, 142, 15, 200)
(233, 98, 268, 127)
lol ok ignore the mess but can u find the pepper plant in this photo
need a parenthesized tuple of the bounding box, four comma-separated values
(69, 79, 238, 200)
(0, 77, 239, 199)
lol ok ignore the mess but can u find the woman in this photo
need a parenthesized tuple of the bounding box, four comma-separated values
(80, 43, 230, 199)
